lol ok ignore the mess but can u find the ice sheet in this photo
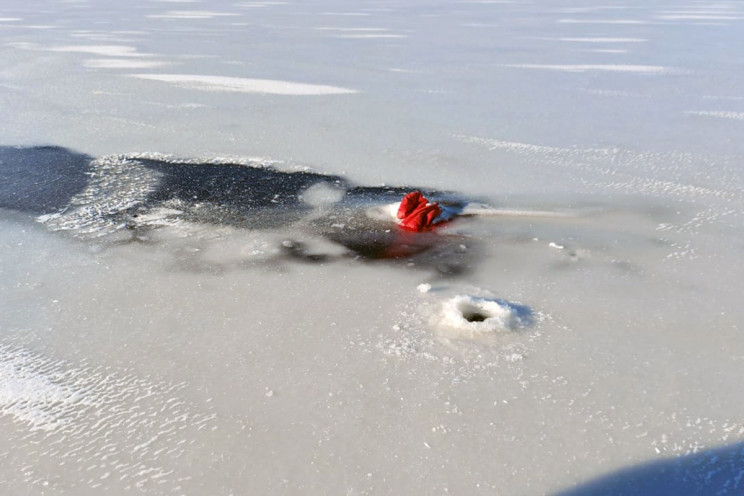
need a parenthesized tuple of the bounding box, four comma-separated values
(2, 0, 744, 494)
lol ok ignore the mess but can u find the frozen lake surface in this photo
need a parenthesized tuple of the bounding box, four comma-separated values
(1, 0, 744, 494)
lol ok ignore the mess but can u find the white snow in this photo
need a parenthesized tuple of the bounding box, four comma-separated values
(331, 34, 407, 39)
(128, 73, 359, 95)
(583, 49, 629, 54)
(558, 37, 648, 43)
(320, 12, 371, 17)
(557, 18, 652, 24)
(657, 15, 744, 21)
(237, 2, 289, 7)
(502, 64, 674, 74)
(315, 27, 390, 32)
(686, 110, 744, 121)
(83, 58, 171, 69)
(49, 45, 149, 57)
(147, 11, 241, 19)
(436, 295, 525, 336)
(0, 344, 215, 486)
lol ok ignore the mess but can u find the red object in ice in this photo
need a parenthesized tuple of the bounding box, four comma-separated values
(397, 191, 442, 232)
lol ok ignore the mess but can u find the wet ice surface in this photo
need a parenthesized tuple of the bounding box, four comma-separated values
(2, 0, 744, 494)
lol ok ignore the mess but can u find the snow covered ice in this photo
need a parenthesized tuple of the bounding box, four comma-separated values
(2, 0, 744, 494)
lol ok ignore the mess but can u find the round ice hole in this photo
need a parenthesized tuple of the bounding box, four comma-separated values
(459, 303, 490, 323)
(437, 295, 531, 336)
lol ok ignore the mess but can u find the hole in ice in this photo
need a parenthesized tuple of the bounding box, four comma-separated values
(437, 295, 533, 336)
(459, 303, 489, 323)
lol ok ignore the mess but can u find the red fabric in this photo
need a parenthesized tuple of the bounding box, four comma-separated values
(397, 191, 425, 219)
(397, 191, 442, 232)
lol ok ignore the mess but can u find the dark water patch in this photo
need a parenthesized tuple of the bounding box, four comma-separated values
(134, 157, 348, 229)
(0, 145, 477, 276)
(0, 146, 92, 215)
(462, 309, 488, 323)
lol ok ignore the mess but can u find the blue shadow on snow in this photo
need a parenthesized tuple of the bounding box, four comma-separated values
(555, 441, 744, 496)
